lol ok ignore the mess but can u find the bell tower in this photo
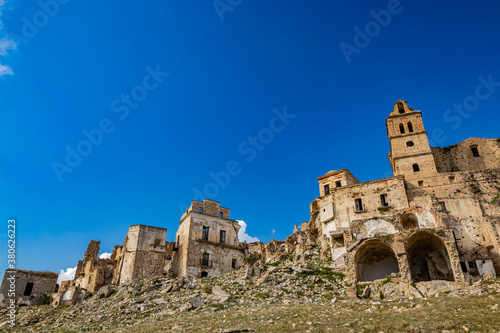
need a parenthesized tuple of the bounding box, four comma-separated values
(386, 100, 437, 179)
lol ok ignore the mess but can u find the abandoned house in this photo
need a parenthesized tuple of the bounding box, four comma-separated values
(0, 269, 58, 306)
(307, 100, 500, 284)
(50, 199, 247, 301)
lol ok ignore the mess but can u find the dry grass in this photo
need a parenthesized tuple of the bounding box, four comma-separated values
(106, 294, 500, 333)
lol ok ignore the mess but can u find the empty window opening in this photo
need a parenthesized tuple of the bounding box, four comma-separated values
(332, 234, 345, 247)
(398, 103, 405, 114)
(176, 236, 180, 247)
(201, 271, 208, 278)
(449, 176, 455, 183)
(154, 238, 161, 247)
(418, 180, 424, 187)
(335, 180, 342, 188)
(220, 230, 226, 244)
(471, 146, 480, 157)
(219, 211, 223, 218)
(198, 207, 203, 213)
(460, 262, 468, 273)
(412, 164, 420, 172)
(380, 194, 389, 207)
(24, 282, 34, 296)
(406, 141, 414, 147)
(232, 259, 236, 269)
(202, 226, 210, 241)
(407, 122, 414, 133)
(323, 184, 330, 195)
(355, 198, 363, 212)
(439, 202, 447, 212)
(202, 253, 210, 266)
(399, 123, 405, 134)
(282, 246, 285, 251)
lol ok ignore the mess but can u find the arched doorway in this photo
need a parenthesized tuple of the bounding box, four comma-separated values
(406, 231, 454, 282)
(355, 240, 400, 282)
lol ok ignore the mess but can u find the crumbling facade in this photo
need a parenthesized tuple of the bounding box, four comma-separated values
(0, 269, 58, 306)
(173, 199, 246, 278)
(50, 199, 246, 303)
(308, 100, 500, 284)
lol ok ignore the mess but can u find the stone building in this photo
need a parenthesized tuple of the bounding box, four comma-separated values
(0, 269, 58, 306)
(173, 199, 246, 278)
(50, 199, 246, 302)
(309, 100, 500, 284)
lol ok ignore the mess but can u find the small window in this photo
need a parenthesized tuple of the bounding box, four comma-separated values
(201, 271, 208, 278)
(412, 164, 420, 172)
(154, 238, 161, 246)
(232, 259, 236, 269)
(24, 282, 34, 296)
(219, 211, 223, 218)
(176, 236, 180, 246)
(460, 262, 467, 273)
(202, 226, 209, 241)
(471, 146, 480, 157)
(323, 184, 330, 195)
(335, 180, 342, 188)
(380, 194, 388, 207)
(407, 122, 413, 133)
(354, 198, 363, 212)
(399, 123, 405, 134)
(418, 180, 424, 187)
(202, 253, 210, 266)
(406, 141, 414, 147)
(439, 202, 447, 212)
(198, 207, 203, 213)
(398, 103, 405, 114)
(220, 230, 226, 244)
(449, 176, 455, 183)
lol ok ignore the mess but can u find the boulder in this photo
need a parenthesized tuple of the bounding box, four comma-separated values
(96, 285, 115, 299)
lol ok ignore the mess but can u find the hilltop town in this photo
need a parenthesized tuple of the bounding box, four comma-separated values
(1, 100, 499, 331)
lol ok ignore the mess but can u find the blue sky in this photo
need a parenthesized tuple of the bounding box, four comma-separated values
(0, 0, 499, 278)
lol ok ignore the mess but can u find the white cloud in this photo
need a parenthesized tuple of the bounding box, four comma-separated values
(271, 229, 276, 235)
(0, 38, 15, 56)
(0, 63, 12, 76)
(57, 266, 77, 284)
(0, 1, 16, 77)
(99, 252, 112, 259)
(237, 220, 260, 243)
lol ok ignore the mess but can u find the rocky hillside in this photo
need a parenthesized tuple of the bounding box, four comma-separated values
(1, 246, 499, 332)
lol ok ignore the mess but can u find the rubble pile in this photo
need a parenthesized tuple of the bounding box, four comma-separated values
(1, 245, 499, 332)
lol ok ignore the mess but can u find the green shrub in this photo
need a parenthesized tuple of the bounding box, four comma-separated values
(39, 293, 52, 305)
(245, 252, 261, 264)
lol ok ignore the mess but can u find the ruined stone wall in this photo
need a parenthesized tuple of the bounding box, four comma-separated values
(319, 176, 409, 237)
(70, 241, 118, 293)
(432, 138, 500, 173)
(117, 225, 168, 285)
(0, 269, 58, 306)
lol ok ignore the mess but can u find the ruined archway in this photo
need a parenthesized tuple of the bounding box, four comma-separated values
(400, 213, 418, 230)
(355, 240, 400, 282)
(406, 231, 454, 282)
